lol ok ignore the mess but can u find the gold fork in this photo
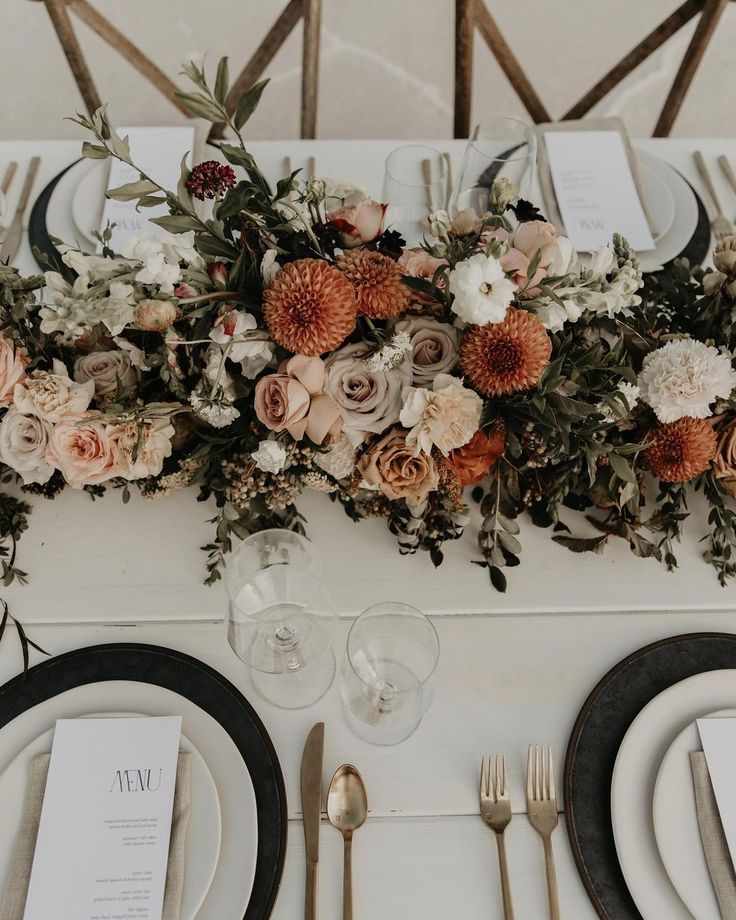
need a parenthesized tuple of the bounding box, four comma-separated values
(694, 151, 734, 240)
(527, 745, 560, 920)
(480, 755, 515, 920)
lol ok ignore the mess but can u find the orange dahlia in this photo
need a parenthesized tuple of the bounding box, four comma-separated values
(458, 308, 552, 397)
(646, 417, 717, 483)
(263, 259, 357, 356)
(337, 249, 411, 319)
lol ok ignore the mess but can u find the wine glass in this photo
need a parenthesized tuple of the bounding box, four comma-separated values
(340, 602, 440, 745)
(454, 117, 537, 216)
(383, 145, 448, 245)
(225, 529, 336, 709)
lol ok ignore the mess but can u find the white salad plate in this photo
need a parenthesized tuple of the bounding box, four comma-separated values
(0, 711, 221, 920)
(611, 669, 736, 920)
(0, 681, 258, 919)
(653, 707, 736, 920)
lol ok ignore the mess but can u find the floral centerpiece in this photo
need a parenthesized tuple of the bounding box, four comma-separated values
(0, 58, 735, 657)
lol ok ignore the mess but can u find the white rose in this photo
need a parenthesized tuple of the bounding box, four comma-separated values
(251, 439, 288, 474)
(448, 253, 517, 325)
(400, 374, 482, 456)
(74, 351, 137, 400)
(14, 359, 95, 422)
(109, 416, 175, 479)
(0, 406, 54, 484)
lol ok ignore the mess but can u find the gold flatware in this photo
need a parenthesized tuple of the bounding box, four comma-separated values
(717, 155, 736, 201)
(327, 764, 367, 920)
(694, 151, 734, 240)
(301, 722, 325, 920)
(480, 755, 515, 920)
(1, 162, 17, 197)
(442, 152, 453, 210)
(527, 745, 560, 920)
(0, 156, 40, 264)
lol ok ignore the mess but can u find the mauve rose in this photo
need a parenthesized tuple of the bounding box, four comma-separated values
(357, 426, 439, 504)
(45, 413, 118, 489)
(0, 406, 54, 485)
(254, 355, 341, 445)
(712, 416, 736, 497)
(393, 316, 459, 386)
(325, 342, 411, 446)
(0, 334, 28, 407)
(445, 424, 506, 487)
(327, 199, 387, 248)
(74, 351, 137, 400)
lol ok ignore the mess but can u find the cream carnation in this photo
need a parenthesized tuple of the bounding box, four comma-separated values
(109, 416, 175, 479)
(448, 253, 516, 325)
(638, 339, 736, 423)
(400, 374, 482, 456)
(46, 414, 118, 488)
(14, 360, 94, 422)
(0, 407, 54, 484)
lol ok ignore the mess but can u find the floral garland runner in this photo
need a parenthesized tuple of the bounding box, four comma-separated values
(0, 58, 735, 659)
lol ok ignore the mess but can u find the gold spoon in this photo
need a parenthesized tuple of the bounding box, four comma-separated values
(327, 764, 368, 920)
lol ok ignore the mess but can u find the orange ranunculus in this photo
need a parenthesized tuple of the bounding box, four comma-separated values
(445, 424, 505, 487)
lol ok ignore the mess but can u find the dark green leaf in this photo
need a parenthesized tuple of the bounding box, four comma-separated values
(489, 566, 507, 593)
(233, 79, 269, 130)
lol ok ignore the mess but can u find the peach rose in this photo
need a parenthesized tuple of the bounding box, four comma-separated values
(397, 248, 447, 305)
(0, 334, 29, 407)
(445, 424, 506, 486)
(45, 413, 118, 489)
(254, 355, 342, 445)
(486, 220, 575, 298)
(327, 199, 387, 248)
(712, 416, 736, 497)
(357, 426, 439, 504)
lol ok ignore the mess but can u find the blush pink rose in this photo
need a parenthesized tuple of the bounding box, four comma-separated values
(485, 221, 573, 298)
(398, 248, 447, 305)
(0, 334, 29, 407)
(327, 199, 387, 248)
(45, 413, 118, 489)
(254, 355, 342, 445)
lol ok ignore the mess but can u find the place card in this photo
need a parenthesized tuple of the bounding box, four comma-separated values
(698, 717, 736, 870)
(541, 127, 655, 252)
(99, 126, 195, 252)
(23, 716, 181, 920)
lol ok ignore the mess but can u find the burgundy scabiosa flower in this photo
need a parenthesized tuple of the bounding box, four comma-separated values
(185, 161, 236, 200)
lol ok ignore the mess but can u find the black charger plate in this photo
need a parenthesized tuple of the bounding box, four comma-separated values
(0, 643, 287, 920)
(564, 632, 736, 920)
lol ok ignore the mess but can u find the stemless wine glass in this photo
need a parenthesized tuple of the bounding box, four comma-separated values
(340, 602, 440, 745)
(225, 529, 336, 709)
(383, 145, 448, 245)
(454, 117, 537, 215)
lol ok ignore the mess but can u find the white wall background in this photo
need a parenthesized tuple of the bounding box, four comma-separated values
(1, 0, 735, 140)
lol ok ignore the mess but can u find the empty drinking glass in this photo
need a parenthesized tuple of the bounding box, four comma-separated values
(225, 529, 336, 709)
(383, 145, 448, 244)
(454, 117, 537, 215)
(340, 602, 440, 745)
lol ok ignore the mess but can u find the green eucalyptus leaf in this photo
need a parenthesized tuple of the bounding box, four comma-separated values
(233, 79, 269, 130)
(106, 179, 159, 202)
(149, 214, 201, 233)
(82, 142, 109, 160)
(214, 56, 229, 105)
(174, 91, 224, 123)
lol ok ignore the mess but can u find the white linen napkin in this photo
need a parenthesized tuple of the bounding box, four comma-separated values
(691, 750, 736, 919)
(0, 751, 191, 920)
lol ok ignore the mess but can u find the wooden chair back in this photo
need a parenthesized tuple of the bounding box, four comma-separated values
(33, 0, 322, 140)
(455, 0, 731, 138)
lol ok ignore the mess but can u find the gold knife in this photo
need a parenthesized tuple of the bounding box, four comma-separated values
(1, 161, 17, 196)
(301, 722, 324, 920)
(0, 156, 40, 264)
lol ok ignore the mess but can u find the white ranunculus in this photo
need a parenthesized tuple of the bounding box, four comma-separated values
(638, 338, 736, 423)
(0, 406, 54, 484)
(251, 439, 288, 474)
(448, 253, 517, 325)
(400, 374, 482, 457)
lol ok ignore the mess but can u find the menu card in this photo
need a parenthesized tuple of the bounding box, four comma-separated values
(23, 717, 181, 920)
(543, 129, 655, 252)
(100, 126, 195, 252)
(698, 717, 736, 870)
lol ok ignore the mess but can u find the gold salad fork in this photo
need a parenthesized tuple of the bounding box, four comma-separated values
(694, 151, 734, 240)
(527, 745, 561, 920)
(480, 755, 515, 920)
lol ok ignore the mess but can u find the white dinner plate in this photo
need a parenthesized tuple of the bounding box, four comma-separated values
(0, 711, 221, 920)
(46, 157, 98, 253)
(611, 669, 736, 920)
(71, 158, 108, 247)
(640, 159, 675, 242)
(653, 707, 736, 920)
(0, 681, 258, 919)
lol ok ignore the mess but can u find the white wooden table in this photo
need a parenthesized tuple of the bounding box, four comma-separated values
(1, 137, 736, 920)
